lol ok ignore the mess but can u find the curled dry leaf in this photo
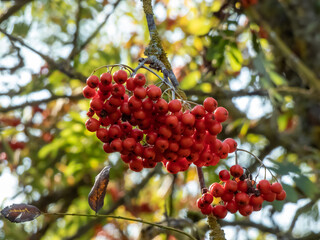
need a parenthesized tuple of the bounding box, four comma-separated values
(1, 204, 41, 223)
(88, 165, 111, 213)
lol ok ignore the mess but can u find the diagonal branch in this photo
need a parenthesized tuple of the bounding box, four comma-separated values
(0, 0, 33, 24)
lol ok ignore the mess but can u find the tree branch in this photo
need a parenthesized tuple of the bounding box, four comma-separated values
(0, 0, 33, 24)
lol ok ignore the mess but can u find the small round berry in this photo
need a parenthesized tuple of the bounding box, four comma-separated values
(134, 73, 146, 86)
(235, 192, 250, 206)
(202, 192, 214, 205)
(85, 118, 100, 132)
(223, 138, 237, 153)
(271, 182, 283, 194)
(166, 161, 180, 174)
(83, 86, 96, 99)
(214, 107, 229, 122)
(168, 99, 182, 112)
(203, 97, 218, 112)
(230, 165, 244, 178)
(276, 190, 286, 201)
(262, 192, 276, 202)
(224, 180, 237, 193)
(86, 75, 99, 88)
(126, 77, 136, 91)
(155, 98, 168, 114)
(111, 83, 126, 97)
(212, 205, 227, 219)
(134, 86, 147, 99)
(197, 197, 206, 209)
(226, 200, 238, 213)
(181, 113, 196, 126)
(129, 158, 143, 172)
(219, 170, 230, 181)
(191, 105, 206, 119)
(237, 180, 248, 192)
(100, 72, 112, 85)
(249, 195, 264, 206)
(257, 179, 271, 194)
(209, 183, 224, 197)
(239, 204, 253, 216)
(113, 70, 127, 84)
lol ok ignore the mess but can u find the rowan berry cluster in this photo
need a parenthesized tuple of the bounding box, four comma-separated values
(83, 67, 237, 173)
(197, 165, 286, 218)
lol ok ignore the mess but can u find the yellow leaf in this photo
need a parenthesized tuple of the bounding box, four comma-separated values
(187, 17, 211, 35)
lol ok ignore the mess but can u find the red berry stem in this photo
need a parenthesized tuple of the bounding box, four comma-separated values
(237, 148, 278, 182)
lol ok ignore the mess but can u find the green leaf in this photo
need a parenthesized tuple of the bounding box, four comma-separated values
(282, 183, 298, 203)
(270, 71, 286, 86)
(12, 22, 31, 38)
(180, 71, 200, 89)
(293, 175, 318, 198)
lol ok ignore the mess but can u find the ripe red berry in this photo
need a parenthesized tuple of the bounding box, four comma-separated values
(128, 96, 142, 110)
(221, 192, 234, 202)
(235, 192, 250, 206)
(249, 195, 264, 206)
(126, 77, 136, 91)
(111, 83, 126, 97)
(237, 180, 248, 192)
(110, 138, 123, 152)
(197, 197, 206, 209)
(165, 115, 179, 128)
(219, 170, 230, 181)
(146, 85, 162, 100)
(155, 98, 168, 114)
(212, 205, 227, 219)
(168, 99, 182, 112)
(191, 105, 205, 119)
(100, 72, 112, 85)
(226, 200, 238, 213)
(239, 204, 253, 216)
(90, 97, 104, 111)
(85, 118, 100, 132)
(179, 136, 193, 149)
(262, 192, 276, 202)
(134, 73, 146, 86)
(181, 113, 196, 126)
(155, 138, 169, 152)
(224, 180, 237, 193)
(230, 165, 244, 178)
(203, 97, 218, 112)
(201, 204, 213, 215)
(96, 128, 109, 142)
(108, 125, 122, 139)
(214, 107, 228, 122)
(257, 180, 271, 194)
(113, 70, 127, 84)
(223, 138, 237, 153)
(134, 86, 147, 99)
(86, 75, 99, 88)
(271, 182, 283, 194)
(209, 183, 224, 197)
(129, 158, 143, 172)
(202, 192, 214, 204)
(83, 86, 97, 98)
(122, 138, 136, 152)
(276, 190, 286, 201)
(166, 161, 180, 174)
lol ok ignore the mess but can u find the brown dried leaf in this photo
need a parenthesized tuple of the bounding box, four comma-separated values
(1, 204, 41, 223)
(88, 165, 111, 213)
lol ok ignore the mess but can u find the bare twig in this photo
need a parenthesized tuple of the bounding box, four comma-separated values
(0, 0, 33, 24)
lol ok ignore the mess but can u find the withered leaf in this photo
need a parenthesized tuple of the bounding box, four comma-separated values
(88, 165, 111, 213)
(1, 204, 41, 223)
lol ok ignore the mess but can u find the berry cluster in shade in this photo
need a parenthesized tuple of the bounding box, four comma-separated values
(197, 165, 286, 218)
(83, 69, 237, 173)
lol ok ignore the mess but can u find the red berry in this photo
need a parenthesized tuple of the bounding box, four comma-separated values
(155, 98, 168, 114)
(83, 86, 96, 98)
(128, 96, 142, 110)
(203, 97, 218, 112)
(111, 83, 126, 97)
(249, 195, 264, 206)
(155, 138, 169, 152)
(191, 105, 205, 119)
(181, 113, 196, 126)
(166, 161, 180, 174)
(85, 118, 100, 132)
(257, 180, 271, 194)
(230, 165, 244, 178)
(201, 204, 213, 215)
(271, 182, 283, 194)
(165, 115, 179, 128)
(212, 205, 227, 219)
(197, 198, 206, 209)
(110, 138, 123, 152)
(96, 128, 109, 142)
(276, 190, 286, 201)
(223, 138, 237, 153)
(134, 86, 147, 99)
(219, 170, 230, 181)
(143, 147, 156, 161)
(226, 200, 238, 213)
(90, 97, 104, 111)
(214, 107, 228, 122)
(224, 180, 237, 193)
(209, 183, 224, 197)
(262, 192, 276, 202)
(122, 138, 136, 152)
(221, 192, 234, 202)
(239, 204, 253, 216)
(179, 136, 193, 149)
(147, 85, 162, 100)
(113, 70, 127, 84)
(100, 72, 112, 85)
(237, 180, 248, 192)
(134, 73, 146, 86)
(108, 125, 122, 139)
(86, 75, 99, 88)
(235, 192, 249, 206)
(168, 99, 182, 112)
(202, 192, 214, 204)
(129, 158, 143, 172)
(126, 77, 136, 91)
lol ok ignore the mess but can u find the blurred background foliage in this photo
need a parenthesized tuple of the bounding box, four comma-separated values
(1, 0, 320, 239)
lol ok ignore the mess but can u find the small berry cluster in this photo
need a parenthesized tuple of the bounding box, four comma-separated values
(197, 165, 286, 218)
(83, 67, 236, 173)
